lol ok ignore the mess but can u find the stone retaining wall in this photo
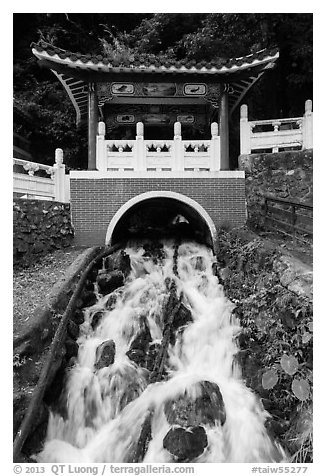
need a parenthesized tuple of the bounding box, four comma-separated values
(13, 199, 74, 267)
(238, 149, 312, 227)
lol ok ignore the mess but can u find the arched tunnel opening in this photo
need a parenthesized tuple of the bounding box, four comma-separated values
(107, 195, 216, 250)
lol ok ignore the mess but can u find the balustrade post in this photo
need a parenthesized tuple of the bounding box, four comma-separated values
(54, 148, 66, 202)
(97, 121, 106, 171)
(135, 122, 146, 171)
(271, 121, 281, 152)
(240, 104, 251, 155)
(210, 122, 220, 171)
(302, 99, 313, 149)
(173, 122, 183, 171)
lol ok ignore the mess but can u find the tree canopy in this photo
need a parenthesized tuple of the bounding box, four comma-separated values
(13, 13, 312, 168)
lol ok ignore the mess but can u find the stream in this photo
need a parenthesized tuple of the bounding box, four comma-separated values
(37, 239, 285, 463)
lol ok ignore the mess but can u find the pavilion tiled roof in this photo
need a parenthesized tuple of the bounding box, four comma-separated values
(32, 41, 279, 75)
(31, 41, 279, 125)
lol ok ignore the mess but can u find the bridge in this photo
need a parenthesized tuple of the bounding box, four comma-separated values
(70, 119, 245, 248)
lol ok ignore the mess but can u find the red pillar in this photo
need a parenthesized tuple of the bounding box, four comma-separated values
(88, 83, 98, 170)
(219, 87, 229, 170)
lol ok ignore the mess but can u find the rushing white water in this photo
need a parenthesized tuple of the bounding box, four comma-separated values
(37, 240, 285, 463)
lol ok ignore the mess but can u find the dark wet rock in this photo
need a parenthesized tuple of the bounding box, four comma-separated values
(165, 381, 226, 427)
(197, 381, 226, 426)
(145, 342, 161, 372)
(171, 303, 193, 334)
(106, 292, 119, 310)
(212, 261, 219, 276)
(131, 323, 152, 351)
(129, 412, 153, 462)
(81, 290, 97, 307)
(126, 349, 146, 366)
(95, 340, 116, 370)
(100, 366, 146, 414)
(143, 242, 166, 264)
(97, 270, 124, 296)
(164, 277, 173, 290)
(127, 323, 152, 367)
(66, 356, 78, 369)
(71, 309, 85, 326)
(65, 337, 79, 359)
(165, 395, 198, 427)
(104, 250, 131, 277)
(84, 280, 95, 292)
(67, 319, 79, 340)
(91, 311, 104, 331)
(193, 256, 205, 271)
(162, 289, 179, 328)
(173, 245, 179, 276)
(150, 288, 183, 382)
(161, 291, 192, 346)
(163, 425, 208, 461)
(84, 383, 98, 428)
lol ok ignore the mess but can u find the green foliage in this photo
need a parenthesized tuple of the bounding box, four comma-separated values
(262, 369, 279, 390)
(215, 227, 313, 461)
(13, 13, 312, 167)
(121, 14, 205, 57)
(14, 81, 87, 168)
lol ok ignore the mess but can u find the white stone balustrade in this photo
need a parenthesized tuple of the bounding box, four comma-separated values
(240, 100, 313, 154)
(96, 121, 221, 173)
(13, 149, 69, 202)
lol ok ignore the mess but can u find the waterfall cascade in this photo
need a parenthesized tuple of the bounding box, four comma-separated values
(37, 239, 285, 463)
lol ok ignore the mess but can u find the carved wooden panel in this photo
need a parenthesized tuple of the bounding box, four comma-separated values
(143, 83, 176, 97)
(112, 83, 134, 95)
(97, 82, 222, 102)
(184, 84, 207, 95)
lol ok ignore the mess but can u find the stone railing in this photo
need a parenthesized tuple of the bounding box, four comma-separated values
(96, 121, 221, 172)
(13, 149, 69, 202)
(240, 100, 313, 154)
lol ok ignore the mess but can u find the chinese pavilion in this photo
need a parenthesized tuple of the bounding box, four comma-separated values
(31, 41, 279, 248)
(32, 42, 279, 171)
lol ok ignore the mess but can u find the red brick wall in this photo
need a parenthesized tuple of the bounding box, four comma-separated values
(70, 177, 246, 246)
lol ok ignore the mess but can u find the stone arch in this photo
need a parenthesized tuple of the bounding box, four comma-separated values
(105, 191, 217, 249)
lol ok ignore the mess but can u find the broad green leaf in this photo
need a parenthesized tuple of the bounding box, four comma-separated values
(302, 332, 312, 344)
(280, 354, 299, 376)
(308, 322, 313, 332)
(262, 369, 278, 389)
(292, 379, 310, 401)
